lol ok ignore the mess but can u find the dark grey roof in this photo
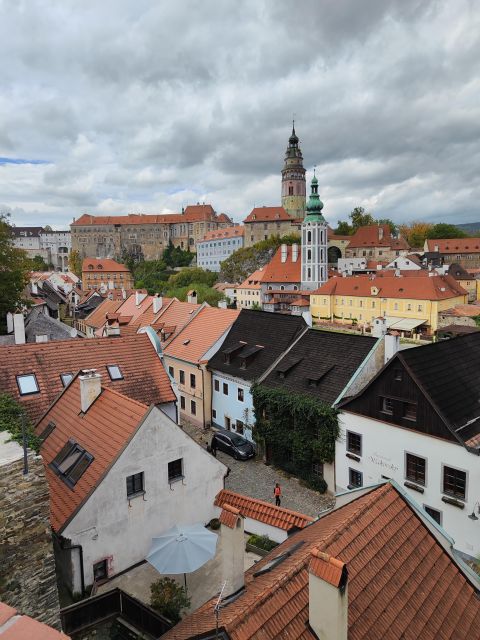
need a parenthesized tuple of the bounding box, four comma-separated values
(207, 309, 307, 381)
(24, 309, 76, 343)
(261, 329, 377, 406)
(11, 226, 44, 237)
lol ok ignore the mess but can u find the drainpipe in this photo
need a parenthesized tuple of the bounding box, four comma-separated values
(58, 535, 85, 597)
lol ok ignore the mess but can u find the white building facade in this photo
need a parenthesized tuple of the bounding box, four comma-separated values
(62, 405, 226, 593)
(196, 227, 244, 272)
(211, 372, 254, 441)
(301, 174, 328, 290)
(336, 411, 480, 559)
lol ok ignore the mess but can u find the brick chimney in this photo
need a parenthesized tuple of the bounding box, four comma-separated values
(378, 226, 384, 241)
(152, 294, 163, 314)
(219, 504, 244, 597)
(104, 314, 120, 337)
(79, 370, 102, 413)
(187, 290, 197, 304)
(309, 549, 348, 640)
(280, 244, 288, 263)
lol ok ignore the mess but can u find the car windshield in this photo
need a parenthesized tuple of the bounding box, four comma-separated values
(230, 434, 248, 446)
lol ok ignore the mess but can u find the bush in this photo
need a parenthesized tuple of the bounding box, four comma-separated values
(0, 394, 40, 452)
(150, 577, 191, 623)
(247, 534, 278, 552)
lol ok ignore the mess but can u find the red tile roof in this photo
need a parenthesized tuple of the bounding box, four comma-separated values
(309, 549, 346, 587)
(35, 376, 149, 531)
(165, 482, 480, 640)
(0, 333, 175, 423)
(215, 490, 314, 531)
(83, 298, 124, 329)
(72, 206, 219, 227)
(425, 238, 480, 254)
(347, 225, 410, 250)
(201, 226, 244, 241)
(441, 304, 480, 317)
(219, 504, 242, 529)
(312, 273, 467, 301)
(243, 206, 292, 223)
(262, 245, 301, 283)
(238, 269, 265, 289)
(82, 258, 130, 273)
(0, 602, 70, 639)
(164, 306, 239, 363)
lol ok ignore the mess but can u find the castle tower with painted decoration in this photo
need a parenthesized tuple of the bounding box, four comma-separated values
(281, 122, 306, 218)
(301, 172, 328, 290)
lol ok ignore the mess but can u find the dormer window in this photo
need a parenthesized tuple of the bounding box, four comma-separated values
(51, 439, 94, 488)
(17, 374, 39, 396)
(107, 365, 123, 381)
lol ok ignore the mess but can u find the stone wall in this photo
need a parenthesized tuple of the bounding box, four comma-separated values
(0, 446, 61, 629)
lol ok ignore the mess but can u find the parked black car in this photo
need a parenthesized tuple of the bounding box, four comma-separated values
(211, 430, 255, 460)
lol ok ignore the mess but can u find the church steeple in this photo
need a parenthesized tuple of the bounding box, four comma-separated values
(281, 122, 306, 218)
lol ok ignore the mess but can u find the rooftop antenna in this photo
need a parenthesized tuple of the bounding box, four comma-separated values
(214, 580, 228, 639)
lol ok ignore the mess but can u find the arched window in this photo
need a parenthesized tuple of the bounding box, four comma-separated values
(307, 231, 312, 242)
(307, 249, 312, 260)
(288, 186, 294, 195)
(308, 268, 311, 278)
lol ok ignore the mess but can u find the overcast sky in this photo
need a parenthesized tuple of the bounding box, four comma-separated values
(1, 0, 479, 229)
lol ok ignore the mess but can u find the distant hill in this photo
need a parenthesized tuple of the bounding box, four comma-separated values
(456, 222, 480, 234)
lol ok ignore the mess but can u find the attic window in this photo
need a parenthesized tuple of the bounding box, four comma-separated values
(107, 365, 123, 381)
(97, 264, 103, 269)
(51, 439, 94, 488)
(60, 373, 74, 387)
(39, 421, 56, 442)
(88, 265, 93, 270)
(17, 374, 40, 396)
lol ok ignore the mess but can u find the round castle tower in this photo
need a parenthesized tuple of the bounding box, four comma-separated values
(281, 123, 306, 218)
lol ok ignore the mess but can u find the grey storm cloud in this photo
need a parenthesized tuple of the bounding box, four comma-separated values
(0, 0, 479, 227)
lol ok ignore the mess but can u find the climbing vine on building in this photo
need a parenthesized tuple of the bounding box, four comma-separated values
(251, 384, 339, 493)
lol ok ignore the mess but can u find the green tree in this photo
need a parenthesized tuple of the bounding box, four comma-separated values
(333, 221, 353, 235)
(349, 207, 374, 230)
(163, 283, 223, 306)
(167, 267, 217, 289)
(219, 234, 300, 283)
(30, 254, 49, 271)
(163, 241, 195, 268)
(426, 223, 469, 240)
(0, 215, 30, 333)
(68, 249, 82, 277)
(0, 393, 40, 452)
(150, 577, 190, 623)
(376, 218, 398, 235)
(398, 221, 434, 248)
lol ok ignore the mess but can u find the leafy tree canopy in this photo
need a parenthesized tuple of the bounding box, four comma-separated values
(398, 221, 434, 248)
(150, 577, 190, 623)
(425, 223, 469, 240)
(334, 208, 397, 236)
(333, 221, 353, 235)
(219, 233, 300, 283)
(162, 241, 195, 268)
(349, 206, 374, 230)
(167, 267, 217, 289)
(0, 393, 40, 452)
(0, 214, 30, 333)
(29, 254, 50, 271)
(68, 249, 83, 277)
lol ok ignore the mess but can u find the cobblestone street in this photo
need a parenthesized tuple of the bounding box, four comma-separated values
(181, 423, 334, 518)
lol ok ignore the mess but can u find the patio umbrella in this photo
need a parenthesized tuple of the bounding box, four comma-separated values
(146, 523, 218, 591)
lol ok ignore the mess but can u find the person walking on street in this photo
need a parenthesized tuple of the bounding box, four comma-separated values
(274, 482, 281, 507)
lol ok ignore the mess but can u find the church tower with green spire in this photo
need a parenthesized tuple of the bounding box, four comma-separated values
(281, 122, 306, 218)
(301, 172, 328, 290)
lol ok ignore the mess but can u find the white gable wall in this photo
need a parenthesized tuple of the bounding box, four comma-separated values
(63, 406, 227, 591)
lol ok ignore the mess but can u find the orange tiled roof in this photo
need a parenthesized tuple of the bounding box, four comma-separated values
(0, 602, 70, 639)
(83, 298, 124, 329)
(72, 206, 218, 227)
(35, 376, 149, 531)
(425, 238, 480, 254)
(215, 490, 314, 531)
(243, 206, 292, 223)
(152, 299, 202, 342)
(82, 258, 131, 273)
(309, 549, 346, 587)
(347, 225, 410, 250)
(441, 304, 480, 317)
(219, 504, 242, 529)
(217, 213, 233, 223)
(164, 306, 239, 363)
(164, 482, 480, 640)
(0, 333, 175, 423)
(262, 245, 301, 283)
(201, 226, 244, 241)
(312, 273, 467, 301)
(238, 268, 265, 289)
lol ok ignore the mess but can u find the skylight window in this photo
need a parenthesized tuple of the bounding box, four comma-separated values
(16, 374, 40, 396)
(51, 439, 94, 488)
(183, 339, 190, 345)
(60, 373, 74, 387)
(107, 365, 123, 381)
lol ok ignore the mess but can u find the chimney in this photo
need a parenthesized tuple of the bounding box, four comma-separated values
(6, 312, 14, 334)
(35, 334, 48, 343)
(152, 294, 163, 314)
(219, 504, 244, 597)
(378, 226, 384, 241)
(372, 316, 387, 338)
(105, 315, 120, 337)
(218, 300, 227, 309)
(13, 313, 26, 345)
(122, 287, 127, 300)
(187, 289, 197, 304)
(434, 244, 439, 252)
(385, 332, 400, 364)
(135, 290, 147, 306)
(291, 243, 299, 263)
(280, 243, 288, 263)
(79, 370, 102, 413)
(309, 550, 348, 640)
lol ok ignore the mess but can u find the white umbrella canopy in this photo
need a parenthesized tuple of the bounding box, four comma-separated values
(146, 523, 218, 576)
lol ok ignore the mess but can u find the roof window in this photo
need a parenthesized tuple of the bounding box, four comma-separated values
(253, 541, 304, 577)
(183, 339, 191, 345)
(107, 365, 123, 380)
(60, 372, 74, 387)
(51, 439, 94, 488)
(16, 374, 40, 396)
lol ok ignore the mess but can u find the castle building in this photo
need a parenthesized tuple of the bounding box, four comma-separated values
(301, 173, 328, 290)
(281, 123, 306, 218)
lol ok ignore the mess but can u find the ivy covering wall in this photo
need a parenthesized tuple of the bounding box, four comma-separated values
(251, 385, 339, 493)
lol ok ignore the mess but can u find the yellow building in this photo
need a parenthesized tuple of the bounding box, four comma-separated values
(163, 306, 240, 427)
(236, 268, 264, 309)
(310, 272, 468, 335)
